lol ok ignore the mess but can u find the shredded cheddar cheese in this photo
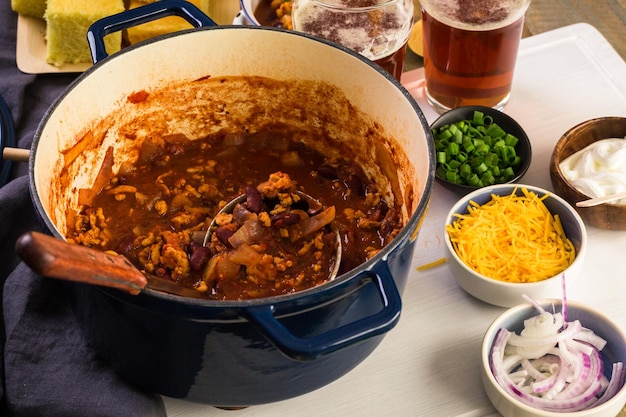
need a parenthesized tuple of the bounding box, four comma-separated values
(446, 187, 576, 283)
(417, 257, 447, 271)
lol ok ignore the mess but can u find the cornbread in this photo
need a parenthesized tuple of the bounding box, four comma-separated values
(126, 0, 209, 45)
(11, 0, 46, 18)
(45, 0, 124, 66)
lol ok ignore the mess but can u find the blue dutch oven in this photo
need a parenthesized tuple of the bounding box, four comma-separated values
(26, 0, 435, 407)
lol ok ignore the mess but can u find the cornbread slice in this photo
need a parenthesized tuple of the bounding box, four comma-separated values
(11, 0, 47, 19)
(126, 0, 209, 45)
(45, 0, 125, 66)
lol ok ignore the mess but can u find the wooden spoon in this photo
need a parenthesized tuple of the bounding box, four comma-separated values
(2, 147, 30, 162)
(16, 231, 207, 298)
(17, 189, 342, 297)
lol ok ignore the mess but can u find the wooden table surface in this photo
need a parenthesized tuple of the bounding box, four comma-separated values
(405, 0, 626, 70)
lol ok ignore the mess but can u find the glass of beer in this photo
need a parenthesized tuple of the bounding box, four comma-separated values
(292, 0, 414, 82)
(421, 0, 531, 113)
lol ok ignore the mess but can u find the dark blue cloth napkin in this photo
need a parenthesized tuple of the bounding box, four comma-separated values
(0, 3, 167, 416)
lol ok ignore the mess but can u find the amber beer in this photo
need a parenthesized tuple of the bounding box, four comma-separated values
(375, 43, 408, 82)
(292, 0, 414, 82)
(421, 0, 531, 112)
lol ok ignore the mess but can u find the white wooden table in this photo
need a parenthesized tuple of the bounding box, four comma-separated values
(164, 24, 626, 417)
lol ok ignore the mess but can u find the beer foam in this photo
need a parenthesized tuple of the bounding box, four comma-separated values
(421, 0, 530, 31)
(293, 0, 413, 61)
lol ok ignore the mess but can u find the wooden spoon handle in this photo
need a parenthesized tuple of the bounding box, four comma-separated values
(16, 231, 148, 295)
(2, 147, 30, 162)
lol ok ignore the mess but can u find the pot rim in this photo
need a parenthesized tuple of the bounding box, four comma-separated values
(28, 24, 436, 309)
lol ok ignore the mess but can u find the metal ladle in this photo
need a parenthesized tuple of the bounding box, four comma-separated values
(204, 189, 342, 281)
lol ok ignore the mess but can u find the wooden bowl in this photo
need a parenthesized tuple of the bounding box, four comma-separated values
(550, 117, 626, 230)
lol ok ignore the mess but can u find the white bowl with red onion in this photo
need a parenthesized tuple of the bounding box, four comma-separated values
(481, 297, 626, 416)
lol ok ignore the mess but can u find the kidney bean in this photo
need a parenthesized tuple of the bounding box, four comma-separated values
(215, 227, 234, 247)
(245, 185, 263, 213)
(189, 245, 211, 271)
(113, 234, 135, 256)
(271, 212, 301, 228)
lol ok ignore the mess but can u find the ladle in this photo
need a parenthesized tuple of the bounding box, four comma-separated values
(204, 189, 342, 280)
(15, 190, 342, 298)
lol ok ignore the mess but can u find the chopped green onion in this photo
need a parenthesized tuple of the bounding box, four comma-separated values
(437, 129, 453, 141)
(504, 134, 518, 147)
(459, 163, 472, 178)
(484, 153, 498, 167)
(445, 171, 459, 182)
(466, 174, 481, 186)
(431, 110, 525, 187)
(474, 162, 488, 174)
(485, 123, 506, 138)
(447, 142, 460, 156)
(447, 159, 462, 170)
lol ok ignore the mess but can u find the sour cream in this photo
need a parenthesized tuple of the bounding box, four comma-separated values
(559, 137, 626, 205)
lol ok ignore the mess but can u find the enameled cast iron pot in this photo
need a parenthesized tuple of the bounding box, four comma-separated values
(27, 0, 435, 407)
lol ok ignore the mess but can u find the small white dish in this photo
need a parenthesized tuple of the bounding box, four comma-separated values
(444, 184, 587, 307)
(481, 299, 626, 417)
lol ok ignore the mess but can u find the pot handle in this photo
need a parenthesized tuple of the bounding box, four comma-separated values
(244, 263, 402, 361)
(87, 0, 217, 64)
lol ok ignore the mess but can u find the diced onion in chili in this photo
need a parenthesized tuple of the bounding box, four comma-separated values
(228, 217, 264, 248)
(289, 206, 336, 242)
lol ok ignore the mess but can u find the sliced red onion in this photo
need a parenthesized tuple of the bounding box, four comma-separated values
(594, 362, 626, 407)
(506, 319, 582, 348)
(489, 298, 625, 412)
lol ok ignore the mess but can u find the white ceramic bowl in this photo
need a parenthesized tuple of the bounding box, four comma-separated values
(444, 184, 587, 307)
(481, 299, 626, 417)
(237, 0, 264, 26)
